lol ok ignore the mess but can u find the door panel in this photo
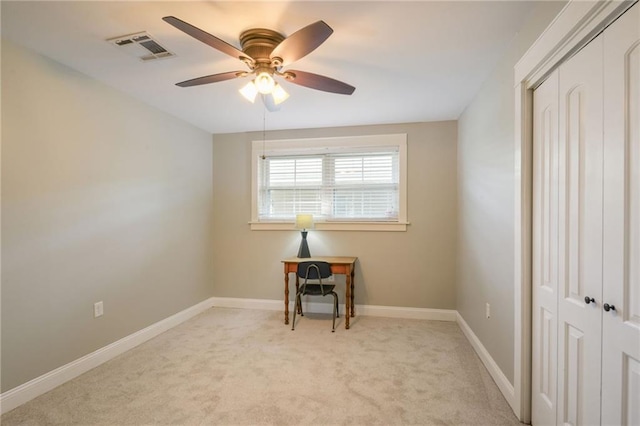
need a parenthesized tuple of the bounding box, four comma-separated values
(627, 42, 640, 329)
(564, 324, 585, 425)
(565, 85, 588, 303)
(557, 34, 604, 426)
(624, 356, 640, 425)
(602, 3, 640, 424)
(533, 69, 560, 426)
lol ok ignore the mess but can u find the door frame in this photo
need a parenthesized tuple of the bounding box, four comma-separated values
(512, 0, 637, 422)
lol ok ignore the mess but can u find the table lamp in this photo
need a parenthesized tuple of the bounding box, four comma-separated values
(295, 214, 314, 258)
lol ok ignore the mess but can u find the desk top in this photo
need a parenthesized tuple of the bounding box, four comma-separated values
(281, 256, 357, 265)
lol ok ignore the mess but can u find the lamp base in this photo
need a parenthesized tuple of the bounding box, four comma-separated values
(297, 231, 311, 258)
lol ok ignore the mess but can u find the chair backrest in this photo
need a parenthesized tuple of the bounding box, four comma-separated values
(297, 261, 332, 280)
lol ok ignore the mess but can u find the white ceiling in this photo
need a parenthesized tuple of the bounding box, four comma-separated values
(1, 1, 539, 134)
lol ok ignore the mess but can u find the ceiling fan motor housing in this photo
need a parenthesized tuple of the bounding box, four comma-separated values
(239, 28, 285, 70)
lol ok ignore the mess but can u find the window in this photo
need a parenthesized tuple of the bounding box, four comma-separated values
(251, 134, 407, 231)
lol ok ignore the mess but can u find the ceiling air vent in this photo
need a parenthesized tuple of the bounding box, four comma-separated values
(107, 32, 175, 61)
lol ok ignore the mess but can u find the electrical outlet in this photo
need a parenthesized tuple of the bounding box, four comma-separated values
(94, 301, 104, 318)
(486, 303, 491, 319)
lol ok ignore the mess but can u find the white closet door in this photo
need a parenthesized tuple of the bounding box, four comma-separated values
(602, 3, 640, 425)
(556, 33, 605, 426)
(532, 69, 560, 426)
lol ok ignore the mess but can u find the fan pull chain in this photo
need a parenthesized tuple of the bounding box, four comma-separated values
(261, 104, 266, 160)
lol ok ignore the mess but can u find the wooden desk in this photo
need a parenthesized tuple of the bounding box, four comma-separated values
(282, 256, 358, 329)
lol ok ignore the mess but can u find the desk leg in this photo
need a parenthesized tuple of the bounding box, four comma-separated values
(350, 268, 355, 318)
(345, 271, 351, 329)
(284, 271, 289, 325)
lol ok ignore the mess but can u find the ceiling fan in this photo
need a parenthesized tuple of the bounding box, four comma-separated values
(162, 16, 356, 109)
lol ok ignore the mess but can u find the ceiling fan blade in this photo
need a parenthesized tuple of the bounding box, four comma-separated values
(286, 70, 355, 95)
(163, 16, 252, 63)
(176, 71, 244, 87)
(270, 21, 333, 67)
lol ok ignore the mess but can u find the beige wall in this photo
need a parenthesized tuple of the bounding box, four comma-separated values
(1, 40, 214, 392)
(456, 1, 567, 384)
(212, 122, 457, 308)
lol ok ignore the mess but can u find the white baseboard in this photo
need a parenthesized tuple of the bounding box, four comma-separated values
(211, 297, 457, 321)
(0, 297, 215, 415)
(456, 312, 516, 413)
(211, 297, 285, 312)
(358, 304, 456, 321)
(2, 297, 513, 417)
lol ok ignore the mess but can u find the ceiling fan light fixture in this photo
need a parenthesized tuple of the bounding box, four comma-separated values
(239, 81, 258, 103)
(272, 83, 289, 105)
(163, 17, 356, 105)
(254, 71, 275, 94)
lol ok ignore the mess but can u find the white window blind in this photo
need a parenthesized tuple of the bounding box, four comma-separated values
(251, 134, 407, 231)
(258, 149, 399, 221)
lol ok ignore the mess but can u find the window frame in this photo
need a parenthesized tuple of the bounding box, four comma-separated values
(250, 134, 408, 231)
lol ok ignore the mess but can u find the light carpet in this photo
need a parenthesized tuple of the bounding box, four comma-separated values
(1, 307, 521, 425)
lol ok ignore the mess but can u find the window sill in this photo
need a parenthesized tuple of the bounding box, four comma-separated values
(249, 221, 409, 232)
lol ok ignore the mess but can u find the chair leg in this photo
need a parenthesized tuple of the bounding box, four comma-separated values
(331, 293, 338, 332)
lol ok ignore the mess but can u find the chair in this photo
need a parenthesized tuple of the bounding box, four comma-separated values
(291, 261, 339, 332)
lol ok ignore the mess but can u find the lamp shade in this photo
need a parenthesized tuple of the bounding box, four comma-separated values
(239, 81, 258, 103)
(295, 214, 314, 230)
(254, 72, 275, 94)
(271, 83, 290, 105)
